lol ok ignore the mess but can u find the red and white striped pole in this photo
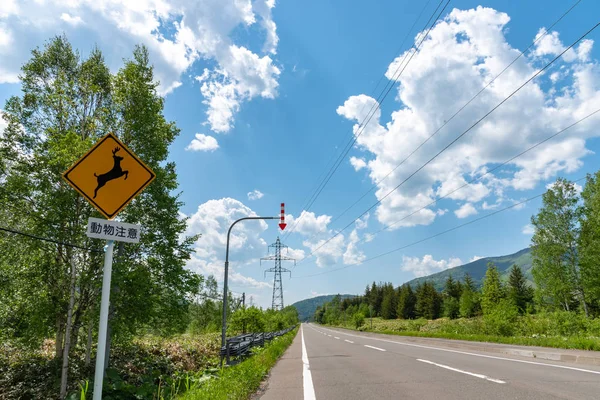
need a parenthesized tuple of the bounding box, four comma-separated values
(279, 203, 287, 230)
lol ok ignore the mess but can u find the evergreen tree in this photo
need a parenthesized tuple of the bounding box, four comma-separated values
(463, 273, 476, 292)
(481, 262, 504, 315)
(443, 276, 461, 319)
(416, 282, 441, 320)
(507, 264, 533, 314)
(381, 284, 397, 319)
(397, 284, 416, 319)
(459, 273, 480, 318)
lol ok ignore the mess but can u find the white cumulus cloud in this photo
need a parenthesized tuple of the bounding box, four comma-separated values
(60, 13, 83, 26)
(350, 156, 367, 171)
(338, 6, 600, 231)
(454, 203, 478, 219)
(401, 255, 463, 278)
(185, 133, 219, 152)
(247, 189, 264, 200)
(522, 224, 535, 235)
(286, 211, 332, 237)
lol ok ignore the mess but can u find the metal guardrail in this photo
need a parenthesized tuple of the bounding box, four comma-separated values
(220, 325, 297, 365)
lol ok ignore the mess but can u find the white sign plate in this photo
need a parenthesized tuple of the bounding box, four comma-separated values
(86, 217, 141, 243)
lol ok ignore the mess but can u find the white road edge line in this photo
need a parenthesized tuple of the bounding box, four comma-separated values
(418, 359, 505, 384)
(345, 340, 354, 344)
(301, 325, 317, 400)
(365, 345, 386, 352)
(316, 326, 600, 376)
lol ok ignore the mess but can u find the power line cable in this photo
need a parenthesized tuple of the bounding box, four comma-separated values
(295, 176, 587, 279)
(284, 0, 450, 239)
(297, 0, 583, 246)
(0, 226, 103, 253)
(297, 20, 600, 264)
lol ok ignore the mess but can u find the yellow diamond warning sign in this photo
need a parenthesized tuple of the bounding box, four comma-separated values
(62, 133, 155, 220)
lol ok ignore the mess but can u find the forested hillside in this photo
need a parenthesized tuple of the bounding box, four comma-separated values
(292, 294, 355, 321)
(406, 248, 533, 291)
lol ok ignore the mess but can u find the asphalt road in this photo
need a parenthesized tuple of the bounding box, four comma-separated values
(258, 323, 600, 400)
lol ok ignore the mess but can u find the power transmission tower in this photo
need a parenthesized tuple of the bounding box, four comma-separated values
(261, 237, 296, 310)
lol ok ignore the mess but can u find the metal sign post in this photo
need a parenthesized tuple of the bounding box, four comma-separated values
(93, 240, 114, 400)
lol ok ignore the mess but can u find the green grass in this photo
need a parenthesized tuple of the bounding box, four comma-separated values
(179, 327, 298, 400)
(328, 316, 600, 351)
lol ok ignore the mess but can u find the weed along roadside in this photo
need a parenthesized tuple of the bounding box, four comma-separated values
(179, 327, 298, 400)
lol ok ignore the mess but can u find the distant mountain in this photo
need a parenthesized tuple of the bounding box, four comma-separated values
(292, 294, 356, 321)
(406, 247, 533, 291)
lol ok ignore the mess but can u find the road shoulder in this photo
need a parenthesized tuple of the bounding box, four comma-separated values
(256, 328, 304, 400)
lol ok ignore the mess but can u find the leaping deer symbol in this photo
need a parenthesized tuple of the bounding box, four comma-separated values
(93, 147, 129, 198)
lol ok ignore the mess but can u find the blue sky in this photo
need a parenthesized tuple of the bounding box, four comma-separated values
(1, 0, 600, 308)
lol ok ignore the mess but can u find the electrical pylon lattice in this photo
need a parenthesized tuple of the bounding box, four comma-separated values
(261, 237, 296, 310)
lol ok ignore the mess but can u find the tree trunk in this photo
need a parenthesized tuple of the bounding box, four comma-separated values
(55, 318, 64, 359)
(85, 321, 93, 367)
(60, 253, 77, 399)
(580, 291, 589, 317)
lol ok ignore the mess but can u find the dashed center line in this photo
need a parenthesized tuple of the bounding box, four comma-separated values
(344, 339, 354, 343)
(364, 345, 386, 352)
(418, 359, 506, 384)
(334, 336, 340, 339)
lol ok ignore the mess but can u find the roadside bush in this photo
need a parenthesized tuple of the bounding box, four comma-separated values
(483, 300, 519, 336)
(517, 314, 552, 336)
(584, 316, 600, 337)
(546, 311, 588, 336)
(0, 334, 221, 400)
(352, 313, 365, 329)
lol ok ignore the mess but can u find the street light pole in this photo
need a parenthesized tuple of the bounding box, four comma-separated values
(221, 216, 276, 360)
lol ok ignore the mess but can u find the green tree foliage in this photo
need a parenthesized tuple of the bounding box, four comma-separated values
(416, 282, 441, 320)
(481, 263, 504, 315)
(459, 273, 480, 318)
(531, 178, 588, 315)
(507, 264, 534, 314)
(396, 284, 416, 319)
(367, 282, 384, 316)
(380, 284, 397, 320)
(188, 276, 222, 334)
(443, 276, 462, 319)
(579, 171, 600, 316)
